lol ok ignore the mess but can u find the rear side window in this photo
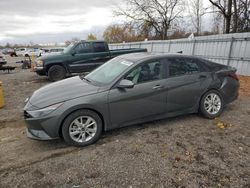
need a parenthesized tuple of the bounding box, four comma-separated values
(202, 59, 225, 71)
(168, 58, 200, 77)
(93, 42, 107, 52)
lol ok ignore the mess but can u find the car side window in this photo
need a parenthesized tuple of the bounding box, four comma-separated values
(168, 58, 200, 77)
(93, 42, 107, 52)
(125, 61, 163, 84)
(74, 43, 92, 53)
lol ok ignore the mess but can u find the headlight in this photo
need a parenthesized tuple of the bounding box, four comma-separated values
(36, 60, 44, 67)
(26, 103, 63, 118)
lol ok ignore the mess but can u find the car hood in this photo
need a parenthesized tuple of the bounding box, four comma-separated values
(38, 52, 66, 62)
(27, 76, 100, 109)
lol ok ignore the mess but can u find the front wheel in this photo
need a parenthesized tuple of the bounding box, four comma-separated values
(48, 65, 66, 81)
(199, 90, 223, 119)
(62, 110, 103, 147)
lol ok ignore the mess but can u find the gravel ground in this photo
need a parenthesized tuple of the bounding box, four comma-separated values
(0, 55, 48, 122)
(239, 75, 250, 97)
(0, 56, 250, 188)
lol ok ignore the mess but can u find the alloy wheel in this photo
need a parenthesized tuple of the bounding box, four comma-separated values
(69, 116, 97, 143)
(204, 93, 222, 115)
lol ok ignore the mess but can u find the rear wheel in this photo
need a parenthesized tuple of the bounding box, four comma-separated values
(62, 110, 103, 147)
(48, 65, 66, 81)
(200, 90, 223, 119)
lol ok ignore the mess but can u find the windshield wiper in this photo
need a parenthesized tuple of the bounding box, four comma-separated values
(81, 77, 91, 83)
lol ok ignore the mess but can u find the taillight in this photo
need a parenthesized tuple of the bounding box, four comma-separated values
(228, 73, 239, 81)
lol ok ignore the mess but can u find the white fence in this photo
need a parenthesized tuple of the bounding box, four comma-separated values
(109, 32, 250, 76)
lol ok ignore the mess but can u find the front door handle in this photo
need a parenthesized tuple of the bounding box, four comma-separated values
(152, 85, 163, 90)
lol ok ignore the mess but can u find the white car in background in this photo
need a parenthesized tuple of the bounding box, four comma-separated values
(15, 48, 28, 56)
(15, 48, 43, 57)
(41, 48, 64, 56)
(24, 48, 43, 57)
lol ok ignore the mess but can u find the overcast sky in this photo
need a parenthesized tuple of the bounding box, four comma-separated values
(0, 0, 214, 45)
(0, 0, 124, 45)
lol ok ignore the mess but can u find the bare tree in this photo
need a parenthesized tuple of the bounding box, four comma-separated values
(188, 0, 207, 35)
(209, 0, 233, 33)
(103, 24, 142, 43)
(211, 9, 224, 34)
(232, 0, 238, 32)
(115, 0, 184, 40)
(237, 0, 250, 32)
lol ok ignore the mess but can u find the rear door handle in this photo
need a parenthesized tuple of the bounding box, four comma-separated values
(152, 85, 164, 90)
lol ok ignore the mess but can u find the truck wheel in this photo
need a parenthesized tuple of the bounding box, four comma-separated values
(48, 65, 66, 81)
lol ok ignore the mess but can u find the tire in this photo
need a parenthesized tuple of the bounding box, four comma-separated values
(199, 90, 224, 119)
(48, 65, 66, 81)
(25, 54, 29, 57)
(62, 110, 103, 147)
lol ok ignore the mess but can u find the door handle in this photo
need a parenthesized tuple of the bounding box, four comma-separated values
(152, 85, 163, 90)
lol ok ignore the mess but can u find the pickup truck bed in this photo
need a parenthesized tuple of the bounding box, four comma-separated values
(34, 40, 147, 81)
(110, 48, 147, 57)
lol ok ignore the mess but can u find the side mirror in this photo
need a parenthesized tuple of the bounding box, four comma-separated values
(71, 51, 76, 56)
(117, 79, 134, 89)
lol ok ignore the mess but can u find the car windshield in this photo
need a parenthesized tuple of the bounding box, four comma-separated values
(63, 43, 75, 54)
(84, 57, 134, 85)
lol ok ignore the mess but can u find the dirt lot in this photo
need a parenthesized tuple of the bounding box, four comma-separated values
(239, 75, 250, 97)
(0, 56, 250, 188)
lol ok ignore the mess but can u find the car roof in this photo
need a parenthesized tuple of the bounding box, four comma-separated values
(118, 52, 201, 63)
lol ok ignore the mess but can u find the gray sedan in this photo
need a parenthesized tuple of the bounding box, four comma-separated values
(24, 53, 239, 146)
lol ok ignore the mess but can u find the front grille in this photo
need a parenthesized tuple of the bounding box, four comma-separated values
(24, 110, 33, 119)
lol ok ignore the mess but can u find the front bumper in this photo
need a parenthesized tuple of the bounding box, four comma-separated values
(26, 128, 55, 140)
(34, 66, 46, 75)
(24, 109, 62, 140)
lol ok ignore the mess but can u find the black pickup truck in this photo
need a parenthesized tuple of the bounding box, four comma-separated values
(34, 40, 147, 81)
